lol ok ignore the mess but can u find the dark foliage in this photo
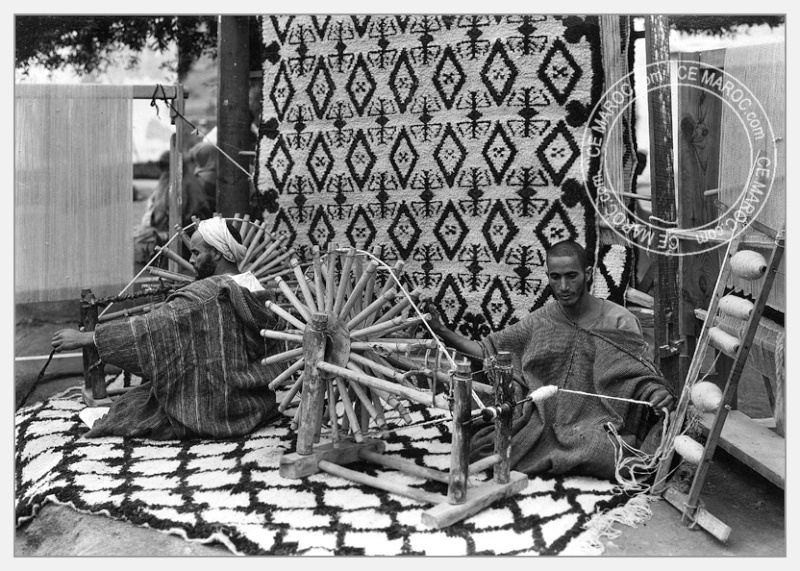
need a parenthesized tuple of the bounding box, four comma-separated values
(15, 16, 219, 77)
(670, 15, 785, 35)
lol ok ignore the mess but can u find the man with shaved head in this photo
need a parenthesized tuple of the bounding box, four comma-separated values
(427, 239, 675, 481)
(51, 217, 284, 440)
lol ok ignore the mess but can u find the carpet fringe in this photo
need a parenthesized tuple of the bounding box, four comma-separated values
(564, 494, 658, 555)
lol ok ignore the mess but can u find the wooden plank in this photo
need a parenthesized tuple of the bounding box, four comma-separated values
(698, 410, 785, 488)
(645, 16, 681, 385)
(279, 438, 385, 479)
(662, 486, 731, 543)
(421, 471, 528, 529)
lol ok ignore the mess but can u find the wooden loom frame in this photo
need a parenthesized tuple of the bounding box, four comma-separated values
(646, 31, 786, 540)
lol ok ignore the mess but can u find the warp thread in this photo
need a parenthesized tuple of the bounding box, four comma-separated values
(730, 250, 768, 280)
(571, 494, 659, 555)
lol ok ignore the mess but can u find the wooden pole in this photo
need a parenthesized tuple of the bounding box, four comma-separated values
(216, 16, 252, 217)
(297, 313, 327, 455)
(318, 460, 447, 505)
(676, 50, 724, 388)
(493, 351, 513, 484)
(645, 15, 682, 387)
(447, 358, 472, 504)
(80, 289, 107, 401)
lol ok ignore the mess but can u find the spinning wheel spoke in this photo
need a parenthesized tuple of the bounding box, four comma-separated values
(259, 244, 449, 444)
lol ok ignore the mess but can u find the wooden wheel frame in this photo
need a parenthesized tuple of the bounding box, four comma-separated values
(261, 244, 528, 529)
(261, 243, 439, 441)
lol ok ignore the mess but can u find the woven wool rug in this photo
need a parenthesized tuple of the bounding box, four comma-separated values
(255, 15, 636, 339)
(15, 388, 645, 556)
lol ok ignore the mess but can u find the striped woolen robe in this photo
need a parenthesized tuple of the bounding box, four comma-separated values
(85, 275, 286, 440)
(470, 301, 676, 480)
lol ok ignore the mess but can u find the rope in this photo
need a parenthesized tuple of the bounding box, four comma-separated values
(558, 388, 653, 408)
(347, 247, 486, 410)
(149, 85, 253, 181)
(99, 229, 186, 318)
(16, 349, 57, 411)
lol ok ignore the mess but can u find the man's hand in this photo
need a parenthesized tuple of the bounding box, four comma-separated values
(420, 298, 445, 335)
(649, 388, 675, 414)
(51, 329, 94, 352)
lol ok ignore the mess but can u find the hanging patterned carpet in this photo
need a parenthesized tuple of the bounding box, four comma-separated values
(15, 388, 644, 556)
(256, 15, 636, 339)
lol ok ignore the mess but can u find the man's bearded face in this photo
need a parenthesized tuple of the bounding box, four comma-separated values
(546, 255, 590, 308)
(189, 232, 219, 279)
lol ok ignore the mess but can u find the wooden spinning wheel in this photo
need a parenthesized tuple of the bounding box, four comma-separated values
(260, 243, 440, 441)
(263, 244, 529, 529)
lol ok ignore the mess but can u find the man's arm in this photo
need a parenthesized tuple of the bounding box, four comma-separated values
(51, 329, 95, 352)
(422, 300, 485, 360)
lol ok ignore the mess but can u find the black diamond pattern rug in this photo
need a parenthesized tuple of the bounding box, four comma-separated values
(15, 388, 644, 556)
(255, 15, 636, 340)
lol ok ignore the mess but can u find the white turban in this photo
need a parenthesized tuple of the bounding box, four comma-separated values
(196, 218, 247, 264)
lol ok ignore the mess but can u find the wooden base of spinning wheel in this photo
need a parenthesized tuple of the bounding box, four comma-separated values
(279, 438, 385, 479)
(278, 305, 530, 529)
(279, 435, 528, 529)
(421, 471, 528, 529)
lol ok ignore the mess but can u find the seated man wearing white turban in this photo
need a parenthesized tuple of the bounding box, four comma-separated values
(51, 218, 286, 440)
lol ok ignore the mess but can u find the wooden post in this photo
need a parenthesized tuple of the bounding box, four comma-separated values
(447, 358, 472, 504)
(80, 289, 107, 403)
(297, 312, 327, 455)
(216, 16, 253, 217)
(676, 50, 724, 388)
(493, 351, 513, 484)
(645, 16, 682, 387)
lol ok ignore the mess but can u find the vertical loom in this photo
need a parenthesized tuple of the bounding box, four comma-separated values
(15, 84, 190, 302)
(15, 85, 134, 303)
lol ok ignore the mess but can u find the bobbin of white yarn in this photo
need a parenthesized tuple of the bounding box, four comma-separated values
(528, 385, 558, 403)
(718, 295, 755, 320)
(730, 250, 768, 280)
(708, 326, 741, 356)
(690, 381, 723, 413)
(674, 435, 705, 465)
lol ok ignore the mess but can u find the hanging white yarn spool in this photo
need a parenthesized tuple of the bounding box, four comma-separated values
(528, 385, 558, 403)
(730, 250, 768, 280)
(690, 381, 723, 413)
(674, 435, 705, 465)
(718, 295, 754, 320)
(708, 326, 741, 356)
